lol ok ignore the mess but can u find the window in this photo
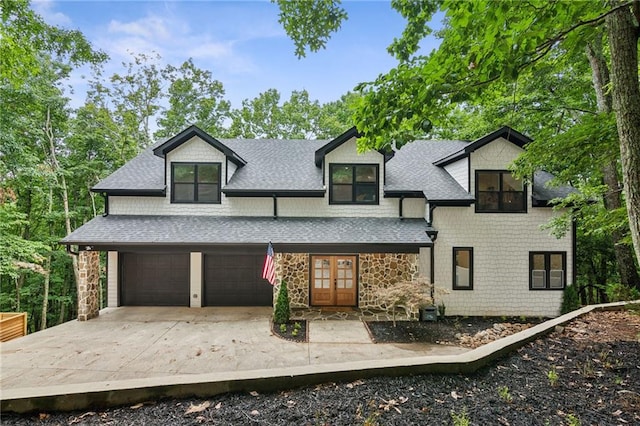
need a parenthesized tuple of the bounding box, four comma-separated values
(453, 247, 473, 290)
(530, 252, 566, 290)
(171, 162, 221, 203)
(329, 164, 379, 204)
(476, 170, 526, 212)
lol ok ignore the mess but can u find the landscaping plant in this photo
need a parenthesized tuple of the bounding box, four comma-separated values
(273, 280, 290, 324)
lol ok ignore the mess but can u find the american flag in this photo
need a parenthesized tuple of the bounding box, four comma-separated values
(262, 241, 276, 285)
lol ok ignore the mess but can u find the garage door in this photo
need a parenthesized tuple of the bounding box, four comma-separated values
(204, 254, 273, 306)
(120, 253, 190, 306)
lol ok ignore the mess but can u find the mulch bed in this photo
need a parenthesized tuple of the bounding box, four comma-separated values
(271, 320, 308, 343)
(4, 310, 640, 425)
(364, 316, 539, 344)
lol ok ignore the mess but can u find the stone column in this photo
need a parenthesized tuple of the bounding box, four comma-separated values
(77, 250, 100, 321)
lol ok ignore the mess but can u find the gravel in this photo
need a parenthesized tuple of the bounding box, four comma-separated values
(3, 310, 639, 426)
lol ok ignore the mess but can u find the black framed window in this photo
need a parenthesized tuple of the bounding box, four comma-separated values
(476, 170, 526, 213)
(329, 164, 379, 204)
(453, 247, 473, 290)
(530, 252, 566, 290)
(171, 162, 221, 203)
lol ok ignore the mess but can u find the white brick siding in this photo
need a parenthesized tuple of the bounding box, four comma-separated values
(444, 158, 468, 191)
(107, 251, 118, 307)
(422, 137, 571, 317)
(189, 252, 202, 308)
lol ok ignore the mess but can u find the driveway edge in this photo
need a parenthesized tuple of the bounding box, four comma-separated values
(1, 301, 635, 414)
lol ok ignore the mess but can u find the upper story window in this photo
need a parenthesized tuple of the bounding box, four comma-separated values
(171, 162, 221, 203)
(329, 164, 379, 204)
(476, 170, 526, 213)
(530, 252, 566, 290)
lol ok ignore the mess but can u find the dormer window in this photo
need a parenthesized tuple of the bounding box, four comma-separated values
(171, 162, 221, 203)
(475, 170, 526, 213)
(329, 164, 379, 204)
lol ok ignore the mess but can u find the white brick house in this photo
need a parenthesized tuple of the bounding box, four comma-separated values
(63, 125, 574, 318)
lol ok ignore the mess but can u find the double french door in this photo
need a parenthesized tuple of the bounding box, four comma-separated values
(310, 255, 357, 306)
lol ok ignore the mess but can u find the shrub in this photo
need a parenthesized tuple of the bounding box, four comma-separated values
(273, 280, 290, 324)
(375, 277, 432, 326)
(606, 282, 640, 302)
(561, 284, 581, 314)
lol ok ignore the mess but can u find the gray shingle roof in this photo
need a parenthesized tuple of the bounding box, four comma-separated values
(532, 171, 577, 203)
(61, 215, 433, 246)
(92, 146, 165, 193)
(221, 139, 326, 191)
(385, 140, 475, 202)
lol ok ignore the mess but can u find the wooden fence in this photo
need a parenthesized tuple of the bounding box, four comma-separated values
(0, 313, 27, 342)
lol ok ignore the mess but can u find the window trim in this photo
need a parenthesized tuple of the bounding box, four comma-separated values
(453, 247, 474, 290)
(171, 162, 221, 204)
(529, 251, 567, 291)
(329, 163, 380, 205)
(475, 170, 527, 213)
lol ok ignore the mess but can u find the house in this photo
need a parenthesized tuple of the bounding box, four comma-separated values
(62, 125, 575, 320)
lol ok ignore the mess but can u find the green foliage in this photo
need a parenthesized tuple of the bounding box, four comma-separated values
(274, 0, 348, 58)
(155, 59, 231, 139)
(547, 366, 559, 387)
(498, 386, 513, 403)
(450, 407, 470, 426)
(274, 280, 291, 324)
(606, 282, 640, 303)
(561, 285, 581, 314)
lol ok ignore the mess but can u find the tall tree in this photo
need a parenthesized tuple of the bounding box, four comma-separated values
(155, 59, 231, 139)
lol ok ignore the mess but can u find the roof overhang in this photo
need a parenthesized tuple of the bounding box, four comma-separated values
(384, 190, 425, 198)
(90, 188, 166, 197)
(222, 189, 325, 197)
(314, 127, 392, 167)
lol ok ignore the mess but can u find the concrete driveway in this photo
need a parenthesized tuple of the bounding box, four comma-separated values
(0, 307, 467, 391)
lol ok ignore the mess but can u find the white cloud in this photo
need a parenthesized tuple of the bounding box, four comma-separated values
(32, 0, 71, 27)
(186, 41, 233, 60)
(108, 15, 172, 40)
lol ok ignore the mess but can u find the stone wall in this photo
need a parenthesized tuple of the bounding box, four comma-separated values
(77, 251, 100, 321)
(359, 253, 421, 318)
(274, 253, 309, 308)
(274, 252, 422, 317)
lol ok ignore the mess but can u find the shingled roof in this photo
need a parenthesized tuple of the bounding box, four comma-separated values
(61, 215, 434, 248)
(90, 126, 569, 204)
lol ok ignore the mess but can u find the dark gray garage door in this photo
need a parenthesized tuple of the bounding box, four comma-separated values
(204, 254, 273, 306)
(120, 253, 190, 306)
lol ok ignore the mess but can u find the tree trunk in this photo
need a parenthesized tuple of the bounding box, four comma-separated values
(586, 36, 640, 289)
(40, 187, 54, 331)
(44, 108, 80, 289)
(606, 3, 640, 286)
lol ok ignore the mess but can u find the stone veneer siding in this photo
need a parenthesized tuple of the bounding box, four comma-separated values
(274, 252, 421, 317)
(77, 251, 100, 321)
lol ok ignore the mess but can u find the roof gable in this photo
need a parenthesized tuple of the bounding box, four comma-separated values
(152, 125, 247, 167)
(314, 127, 392, 167)
(434, 126, 532, 167)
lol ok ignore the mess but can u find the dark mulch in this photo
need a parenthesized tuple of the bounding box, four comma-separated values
(4, 311, 640, 425)
(365, 316, 540, 344)
(271, 320, 307, 343)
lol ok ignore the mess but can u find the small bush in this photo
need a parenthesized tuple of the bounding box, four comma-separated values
(273, 280, 290, 324)
(561, 284, 581, 314)
(606, 282, 640, 302)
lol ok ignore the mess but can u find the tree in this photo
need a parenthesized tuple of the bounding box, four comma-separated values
(155, 59, 231, 139)
(276, 0, 640, 273)
(273, 280, 290, 324)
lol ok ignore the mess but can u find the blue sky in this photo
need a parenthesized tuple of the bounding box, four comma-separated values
(33, 0, 441, 108)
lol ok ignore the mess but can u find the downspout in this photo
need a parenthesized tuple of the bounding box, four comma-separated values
(399, 196, 405, 220)
(572, 217, 577, 286)
(427, 204, 437, 226)
(102, 193, 109, 217)
(272, 194, 278, 219)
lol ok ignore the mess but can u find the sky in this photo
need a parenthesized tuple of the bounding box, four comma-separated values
(32, 0, 441, 109)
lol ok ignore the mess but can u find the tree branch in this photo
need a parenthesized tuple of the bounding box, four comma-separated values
(536, 1, 634, 52)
